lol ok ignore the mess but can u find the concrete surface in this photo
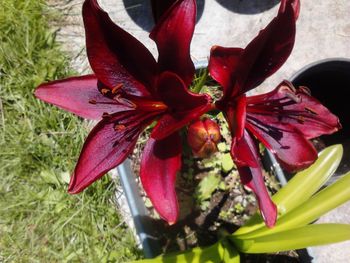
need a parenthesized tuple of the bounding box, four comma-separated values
(312, 202, 350, 263)
(56, 0, 350, 262)
(99, 0, 350, 93)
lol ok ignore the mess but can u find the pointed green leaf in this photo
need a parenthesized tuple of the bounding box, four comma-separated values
(234, 145, 343, 236)
(231, 224, 350, 253)
(129, 243, 223, 263)
(221, 238, 240, 263)
(130, 239, 241, 263)
(234, 171, 350, 239)
(273, 145, 343, 211)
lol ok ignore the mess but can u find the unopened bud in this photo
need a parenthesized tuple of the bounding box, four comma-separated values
(187, 118, 221, 158)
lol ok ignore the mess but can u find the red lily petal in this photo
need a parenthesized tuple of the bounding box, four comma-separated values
(83, 0, 156, 96)
(150, 0, 196, 86)
(225, 95, 247, 140)
(231, 130, 257, 168)
(245, 121, 317, 173)
(151, 102, 211, 140)
(232, 130, 277, 228)
(279, 0, 300, 19)
(151, 71, 212, 140)
(157, 71, 211, 111)
(210, 0, 296, 99)
(209, 0, 299, 99)
(246, 81, 341, 140)
(151, 72, 212, 140)
(208, 46, 243, 98)
(35, 75, 130, 120)
(68, 110, 158, 194)
(140, 133, 182, 224)
(234, 0, 297, 95)
(150, 0, 177, 23)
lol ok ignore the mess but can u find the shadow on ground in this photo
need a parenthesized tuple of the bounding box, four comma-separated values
(123, 0, 205, 32)
(216, 0, 279, 14)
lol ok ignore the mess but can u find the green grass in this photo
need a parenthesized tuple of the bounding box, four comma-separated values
(0, 0, 140, 261)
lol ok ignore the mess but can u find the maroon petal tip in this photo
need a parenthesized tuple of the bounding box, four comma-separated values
(140, 134, 181, 224)
(234, 131, 278, 228)
(261, 201, 277, 228)
(83, 0, 156, 95)
(68, 173, 81, 194)
(34, 75, 131, 120)
(69, 110, 154, 195)
(150, 0, 196, 86)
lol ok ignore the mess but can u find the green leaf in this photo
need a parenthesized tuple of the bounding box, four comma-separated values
(238, 171, 350, 239)
(273, 145, 343, 212)
(220, 122, 230, 136)
(217, 142, 227, 152)
(191, 68, 208, 94)
(231, 224, 350, 254)
(129, 243, 223, 263)
(130, 239, 240, 263)
(234, 145, 343, 236)
(218, 181, 227, 191)
(202, 158, 218, 168)
(222, 153, 234, 173)
(221, 238, 240, 263)
(195, 174, 221, 202)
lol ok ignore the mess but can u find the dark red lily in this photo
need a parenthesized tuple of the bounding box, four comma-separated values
(35, 0, 211, 224)
(150, 0, 178, 23)
(209, 0, 341, 227)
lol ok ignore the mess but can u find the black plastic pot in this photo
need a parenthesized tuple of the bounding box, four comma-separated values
(215, 0, 279, 14)
(116, 160, 162, 258)
(116, 150, 314, 261)
(290, 58, 350, 181)
(122, 0, 205, 32)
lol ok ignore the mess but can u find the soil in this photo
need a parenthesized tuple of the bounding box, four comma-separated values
(129, 120, 300, 262)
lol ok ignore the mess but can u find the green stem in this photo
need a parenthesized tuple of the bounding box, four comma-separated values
(192, 69, 208, 93)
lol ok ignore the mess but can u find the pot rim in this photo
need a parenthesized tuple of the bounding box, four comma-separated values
(290, 57, 350, 82)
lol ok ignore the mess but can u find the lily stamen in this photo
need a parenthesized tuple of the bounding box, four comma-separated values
(297, 116, 305, 124)
(114, 124, 126, 131)
(88, 99, 122, 106)
(101, 88, 110, 95)
(305, 107, 318, 115)
(113, 95, 137, 109)
(285, 92, 301, 103)
(102, 112, 110, 118)
(112, 83, 124, 94)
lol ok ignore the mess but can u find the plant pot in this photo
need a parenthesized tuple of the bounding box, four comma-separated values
(115, 149, 314, 261)
(215, 0, 279, 14)
(115, 159, 162, 258)
(113, 62, 317, 261)
(122, 0, 205, 31)
(290, 58, 350, 183)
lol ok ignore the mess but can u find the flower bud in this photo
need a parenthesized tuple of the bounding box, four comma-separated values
(187, 118, 221, 158)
